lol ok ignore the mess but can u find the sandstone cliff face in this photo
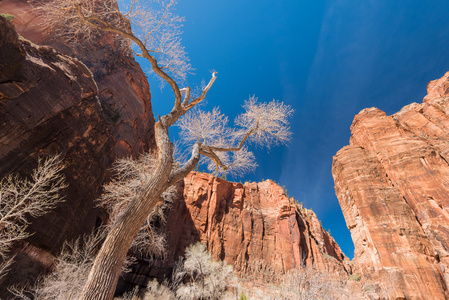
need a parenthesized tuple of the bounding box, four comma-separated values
(124, 172, 351, 286)
(0, 14, 107, 247)
(0, 1, 155, 291)
(1, 0, 156, 159)
(333, 72, 449, 299)
(0, 0, 155, 249)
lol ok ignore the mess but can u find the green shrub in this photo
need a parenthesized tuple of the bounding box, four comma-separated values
(0, 13, 15, 22)
(239, 291, 248, 300)
(349, 273, 362, 282)
(282, 185, 289, 198)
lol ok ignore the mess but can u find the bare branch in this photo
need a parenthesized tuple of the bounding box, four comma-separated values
(161, 72, 217, 128)
(122, 0, 137, 17)
(167, 143, 201, 186)
(200, 147, 229, 172)
(180, 87, 191, 107)
(0, 155, 66, 260)
(183, 72, 217, 110)
(31, 0, 189, 102)
(178, 97, 292, 176)
(235, 95, 294, 148)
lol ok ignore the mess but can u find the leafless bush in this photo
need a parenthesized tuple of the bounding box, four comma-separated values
(173, 242, 236, 300)
(140, 242, 236, 300)
(143, 279, 175, 300)
(0, 155, 66, 278)
(237, 262, 349, 300)
(9, 229, 104, 300)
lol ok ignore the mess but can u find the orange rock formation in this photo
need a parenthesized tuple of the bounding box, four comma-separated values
(125, 172, 350, 286)
(333, 72, 449, 299)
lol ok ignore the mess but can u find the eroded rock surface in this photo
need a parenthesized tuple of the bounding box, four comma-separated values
(0, 0, 155, 291)
(124, 172, 351, 286)
(333, 71, 449, 299)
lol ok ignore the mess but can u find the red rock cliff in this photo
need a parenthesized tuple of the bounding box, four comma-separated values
(0, 0, 155, 291)
(124, 172, 351, 286)
(0, 0, 155, 247)
(333, 72, 449, 299)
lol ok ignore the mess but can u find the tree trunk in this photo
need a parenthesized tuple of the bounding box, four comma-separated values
(79, 121, 173, 300)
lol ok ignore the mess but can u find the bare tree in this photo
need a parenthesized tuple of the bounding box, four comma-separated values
(0, 155, 66, 278)
(172, 242, 235, 300)
(98, 153, 179, 260)
(32, 1, 293, 299)
(144, 279, 175, 300)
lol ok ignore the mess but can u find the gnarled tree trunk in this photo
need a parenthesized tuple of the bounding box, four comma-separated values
(79, 121, 174, 300)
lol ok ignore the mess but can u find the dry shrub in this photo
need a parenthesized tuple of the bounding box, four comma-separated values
(279, 267, 348, 300)
(238, 263, 349, 300)
(9, 229, 104, 299)
(143, 279, 175, 300)
(0, 155, 66, 279)
(98, 152, 180, 261)
(173, 242, 235, 300)
(140, 242, 236, 300)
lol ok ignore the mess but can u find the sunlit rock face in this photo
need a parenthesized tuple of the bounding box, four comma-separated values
(0, 0, 155, 291)
(333, 72, 449, 299)
(123, 172, 351, 287)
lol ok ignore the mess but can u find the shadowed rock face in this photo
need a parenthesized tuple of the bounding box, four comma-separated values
(333, 72, 449, 299)
(0, 0, 155, 248)
(123, 172, 351, 287)
(0, 0, 155, 291)
(0, 15, 107, 248)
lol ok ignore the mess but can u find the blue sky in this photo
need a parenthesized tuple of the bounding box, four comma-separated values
(134, 0, 449, 258)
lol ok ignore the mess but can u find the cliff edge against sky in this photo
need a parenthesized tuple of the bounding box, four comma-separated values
(333, 71, 449, 299)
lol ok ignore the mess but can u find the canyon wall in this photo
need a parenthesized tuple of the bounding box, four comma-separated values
(333, 72, 449, 299)
(8, 1, 449, 298)
(123, 172, 351, 287)
(0, 1, 351, 295)
(0, 0, 155, 291)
